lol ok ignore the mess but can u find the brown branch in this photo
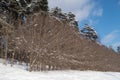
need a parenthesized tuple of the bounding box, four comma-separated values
(0, 18, 13, 28)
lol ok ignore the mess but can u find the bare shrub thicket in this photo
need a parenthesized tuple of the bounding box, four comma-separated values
(1, 12, 120, 72)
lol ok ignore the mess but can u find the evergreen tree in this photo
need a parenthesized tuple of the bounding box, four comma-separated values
(67, 12, 78, 27)
(81, 24, 98, 41)
(67, 12, 75, 21)
(51, 7, 62, 15)
(117, 46, 120, 53)
(40, 0, 48, 11)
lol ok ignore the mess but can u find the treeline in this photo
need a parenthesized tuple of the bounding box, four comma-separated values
(0, 0, 120, 72)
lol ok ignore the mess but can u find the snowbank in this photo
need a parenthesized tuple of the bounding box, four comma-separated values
(0, 62, 120, 80)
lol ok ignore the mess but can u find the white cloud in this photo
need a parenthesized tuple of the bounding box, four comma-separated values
(101, 30, 119, 45)
(93, 8, 103, 16)
(88, 19, 94, 25)
(48, 0, 91, 11)
(112, 42, 120, 49)
(74, 4, 93, 21)
(48, 0, 102, 22)
(101, 30, 120, 51)
(118, 0, 120, 5)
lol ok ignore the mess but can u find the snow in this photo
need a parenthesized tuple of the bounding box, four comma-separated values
(0, 60, 120, 80)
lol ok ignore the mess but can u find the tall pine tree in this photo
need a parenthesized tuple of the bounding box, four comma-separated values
(40, 0, 48, 11)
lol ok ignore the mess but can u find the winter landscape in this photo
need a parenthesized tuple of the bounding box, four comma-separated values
(1, 60, 120, 80)
(0, 0, 120, 80)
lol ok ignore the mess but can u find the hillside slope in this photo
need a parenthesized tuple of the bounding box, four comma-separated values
(2, 12, 120, 72)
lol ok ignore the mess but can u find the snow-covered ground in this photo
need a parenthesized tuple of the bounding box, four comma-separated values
(0, 60, 120, 80)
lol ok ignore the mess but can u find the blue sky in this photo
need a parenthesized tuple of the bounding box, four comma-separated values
(48, 0, 120, 51)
